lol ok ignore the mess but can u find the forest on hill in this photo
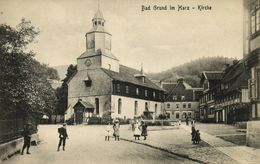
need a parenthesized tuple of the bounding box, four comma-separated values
(148, 56, 236, 87)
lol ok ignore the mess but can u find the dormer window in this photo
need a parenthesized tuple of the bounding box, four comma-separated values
(84, 74, 92, 87)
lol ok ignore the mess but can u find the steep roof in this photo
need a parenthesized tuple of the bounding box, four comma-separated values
(161, 83, 177, 94)
(221, 60, 249, 92)
(203, 71, 223, 80)
(102, 65, 165, 91)
(93, 9, 104, 20)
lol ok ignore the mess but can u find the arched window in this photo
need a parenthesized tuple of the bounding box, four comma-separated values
(134, 101, 138, 115)
(95, 98, 99, 115)
(118, 98, 122, 114)
(95, 21, 97, 26)
(155, 104, 157, 115)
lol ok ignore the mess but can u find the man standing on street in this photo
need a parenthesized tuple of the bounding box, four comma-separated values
(57, 123, 69, 151)
(21, 123, 32, 155)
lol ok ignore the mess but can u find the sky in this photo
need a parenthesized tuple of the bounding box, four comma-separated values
(0, 0, 244, 73)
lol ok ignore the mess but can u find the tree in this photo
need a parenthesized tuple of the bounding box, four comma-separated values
(55, 64, 77, 115)
(0, 19, 58, 120)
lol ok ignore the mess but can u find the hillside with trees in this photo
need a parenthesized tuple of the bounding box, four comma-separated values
(148, 56, 236, 87)
(0, 19, 59, 121)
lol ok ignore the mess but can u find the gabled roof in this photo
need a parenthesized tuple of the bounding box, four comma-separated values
(74, 99, 94, 109)
(102, 65, 165, 91)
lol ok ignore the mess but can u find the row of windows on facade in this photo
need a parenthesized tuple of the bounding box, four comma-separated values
(116, 83, 161, 99)
(166, 103, 192, 109)
(215, 93, 241, 104)
(117, 98, 158, 115)
(251, 0, 260, 35)
(200, 92, 214, 103)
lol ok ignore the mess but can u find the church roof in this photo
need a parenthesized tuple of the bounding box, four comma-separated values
(77, 49, 119, 61)
(102, 65, 165, 91)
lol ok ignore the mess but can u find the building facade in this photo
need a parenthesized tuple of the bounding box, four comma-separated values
(163, 79, 203, 121)
(65, 8, 164, 124)
(199, 71, 223, 122)
(214, 60, 250, 124)
(243, 0, 260, 148)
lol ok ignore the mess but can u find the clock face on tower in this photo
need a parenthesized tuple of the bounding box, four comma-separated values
(85, 59, 92, 67)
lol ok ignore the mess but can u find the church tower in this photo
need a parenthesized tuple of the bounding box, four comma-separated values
(77, 6, 119, 72)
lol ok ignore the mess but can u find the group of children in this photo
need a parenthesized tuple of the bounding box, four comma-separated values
(132, 120, 147, 140)
(105, 120, 120, 141)
(104, 119, 148, 141)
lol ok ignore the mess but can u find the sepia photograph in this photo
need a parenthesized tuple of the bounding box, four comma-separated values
(0, 0, 260, 163)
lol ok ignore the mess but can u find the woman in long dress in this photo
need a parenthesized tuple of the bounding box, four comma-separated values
(141, 121, 148, 140)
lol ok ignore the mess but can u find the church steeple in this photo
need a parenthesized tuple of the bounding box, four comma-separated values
(77, 3, 119, 73)
(92, 3, 105, 28)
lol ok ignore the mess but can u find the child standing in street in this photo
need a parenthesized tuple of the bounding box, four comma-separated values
(105, 122, 112, 141)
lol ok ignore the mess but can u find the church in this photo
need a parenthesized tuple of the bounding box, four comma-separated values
(64, 8, 165, 124)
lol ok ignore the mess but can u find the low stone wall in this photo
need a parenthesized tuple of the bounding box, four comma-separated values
(246, 120, 260, 148)
(0, 133, 40, 161)
(0, 137, 23, 161)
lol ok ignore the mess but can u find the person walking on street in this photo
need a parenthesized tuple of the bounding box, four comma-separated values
(141, 121, 148, 140)
(185, 116, 189, 126)
(113, 120, 120, 141)
(105, 122, 112, 141)
(57, 123, 69, 151)
(21, 123, 32, 155)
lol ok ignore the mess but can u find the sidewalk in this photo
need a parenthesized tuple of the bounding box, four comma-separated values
(182, 124, 260, 164)
(120, 125, 237, 164)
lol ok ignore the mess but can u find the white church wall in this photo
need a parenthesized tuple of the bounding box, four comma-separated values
(111, 95, 163, 119)
(101, 55, 119, 72)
